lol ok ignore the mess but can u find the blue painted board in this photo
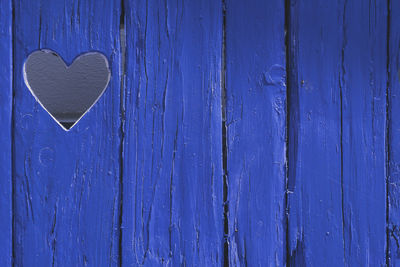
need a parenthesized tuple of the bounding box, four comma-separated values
(287, 0, 388, 265)
(121, 0, 224, 266)
(340, 2, 387, 265)
(286, 1, 346, 265)
(225, 0, 287, 265)
(0, 0, 12, 265)
(388, 1, 400, 265)
(13, 0, 122, 266)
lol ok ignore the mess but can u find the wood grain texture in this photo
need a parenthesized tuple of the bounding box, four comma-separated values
(13, 0, 122, 266)
(225, 0, 287, 265)
(340, 1, 387, 265)
(388, 0, 400, 265)
(287, 0, 388, 265)
(3, 0, 396, 265)
(0, 0, 12, 265)
(286, 1, 345, 265)
(121, 0, 224, 266)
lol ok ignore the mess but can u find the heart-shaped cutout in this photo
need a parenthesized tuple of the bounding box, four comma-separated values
(23, 49, 111, 130)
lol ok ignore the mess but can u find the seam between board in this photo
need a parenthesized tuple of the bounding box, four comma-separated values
(118, 2, 126, 266)
(385, 0, 391, 265)
(284, 0, 291, 265)
(221, 0, 229, 266)
(11, 0, 16, 265)
(339, 1, 348, 264)
(118, 0, 126, 265)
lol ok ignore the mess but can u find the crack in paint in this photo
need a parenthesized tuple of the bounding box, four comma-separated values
(386, 0, 392, 265)
(221, 0, 229, 266)
(339, 0, 348, 264)
(118, 0, 126, 265)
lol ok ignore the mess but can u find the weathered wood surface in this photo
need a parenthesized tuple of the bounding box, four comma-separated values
(287, 0, 388, 265)
(3, 0, 399, 266)
(225, 0, 287, 265)
(13, 0, 122, 265)
(0, 0, 12, 266)
(121, 0, 224, 265)
(286, 0, 344, 264)
(388, 1, 400, 265)
(340, 2, 387, 265)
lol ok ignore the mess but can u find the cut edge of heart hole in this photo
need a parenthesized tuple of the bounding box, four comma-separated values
(23, 49, 111, 131)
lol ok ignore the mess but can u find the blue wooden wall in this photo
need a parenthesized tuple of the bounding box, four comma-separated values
(1, 0, 399, 266)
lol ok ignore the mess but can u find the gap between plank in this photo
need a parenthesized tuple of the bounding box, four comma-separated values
(385, 0, 392, 265)
(284, 0, 291, 264)
(221, 0, 229, 266)
(118, 0, 126, 265)
(339, 1, 348, 263)
(11, 0, 16, 265)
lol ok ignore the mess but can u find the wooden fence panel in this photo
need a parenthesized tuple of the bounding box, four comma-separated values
(3, 0, 396, 266)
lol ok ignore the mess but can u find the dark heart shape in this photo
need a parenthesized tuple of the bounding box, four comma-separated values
(23, 49, 110, 130)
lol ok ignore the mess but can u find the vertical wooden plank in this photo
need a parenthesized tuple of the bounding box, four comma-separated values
(341, 1, 387, 265)
(13, 1, 122, 266)
(388, 1, 400, 265)
(121, 0, 223, 266)
(287, 1, 345, 265)
(288, 0, 387, 265)
(0, 0, 12, 265)
(225, 1, 287, 265)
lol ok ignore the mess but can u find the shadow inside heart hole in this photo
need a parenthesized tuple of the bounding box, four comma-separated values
(23, 49, 111, 131)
